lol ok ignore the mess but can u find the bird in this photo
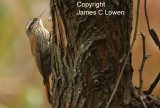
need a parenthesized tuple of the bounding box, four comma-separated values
(25, 9, 52, 105)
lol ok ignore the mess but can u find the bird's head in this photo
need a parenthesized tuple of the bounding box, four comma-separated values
(26, 9, 46, 36)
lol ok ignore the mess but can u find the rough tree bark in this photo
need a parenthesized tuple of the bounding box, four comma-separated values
(49, 0, 160, 108)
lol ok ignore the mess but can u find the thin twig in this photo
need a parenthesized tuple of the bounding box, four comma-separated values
(138, 31, 150, 108)
(144, 72, 160, 94)
(144, 0, 160, 49)
(144, 0, 150, 30)
(105, 0, 140, 107)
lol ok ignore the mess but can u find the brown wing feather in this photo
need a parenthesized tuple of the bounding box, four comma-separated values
(29, 34, 43, 76)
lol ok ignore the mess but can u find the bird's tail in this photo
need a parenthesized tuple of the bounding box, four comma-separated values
(44, 78, 52, 105)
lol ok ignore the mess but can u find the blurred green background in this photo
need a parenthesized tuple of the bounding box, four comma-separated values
(0, 0, 159, 108)
(0, 0, 51, 108)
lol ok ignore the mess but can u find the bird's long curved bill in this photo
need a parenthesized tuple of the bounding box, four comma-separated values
(37, 8, 46, 21)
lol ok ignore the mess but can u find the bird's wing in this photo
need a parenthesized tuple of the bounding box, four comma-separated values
(29, 35, 44, 76)
(37, 34, 51, 78)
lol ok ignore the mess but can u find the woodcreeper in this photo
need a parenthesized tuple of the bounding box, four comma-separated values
(25, 9, 52, 104)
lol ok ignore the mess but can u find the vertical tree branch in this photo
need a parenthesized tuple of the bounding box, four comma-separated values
(138, 31, 151, 108)
(49, 0, 160, 108)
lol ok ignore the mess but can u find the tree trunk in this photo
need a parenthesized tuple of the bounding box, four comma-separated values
(49, 0, 160, 108)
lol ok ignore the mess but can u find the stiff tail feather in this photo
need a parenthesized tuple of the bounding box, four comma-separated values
(44, 78, 52, 105)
